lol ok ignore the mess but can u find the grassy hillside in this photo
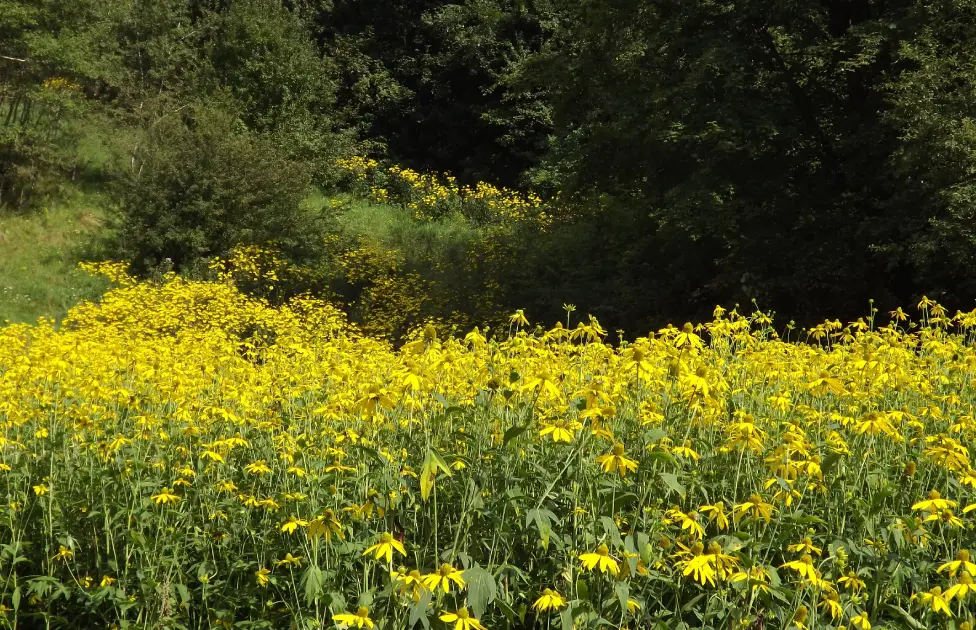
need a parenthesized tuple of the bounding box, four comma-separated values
(0, 190, 110, 323)
(0, 187, 471, 326)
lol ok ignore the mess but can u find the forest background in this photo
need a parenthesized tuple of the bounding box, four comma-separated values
(3, 0, 976, 338)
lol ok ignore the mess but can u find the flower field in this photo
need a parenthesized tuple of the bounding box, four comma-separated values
(4, 264, 976, 630)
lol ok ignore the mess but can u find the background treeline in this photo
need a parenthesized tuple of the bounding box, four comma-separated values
(3, 0, 976, 335)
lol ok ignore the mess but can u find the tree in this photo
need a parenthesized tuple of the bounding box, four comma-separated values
(521, 0, 976, 325)
(314, 0, 555, 185)
(0, 0, 126, 206)
(114, 100, 316, 271)
(202, 0, 352, 184)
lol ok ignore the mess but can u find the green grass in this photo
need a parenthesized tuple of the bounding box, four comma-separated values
(0, 190, 110, 324)
(324, 193, 480, 264)
(0, 180, 478, 326)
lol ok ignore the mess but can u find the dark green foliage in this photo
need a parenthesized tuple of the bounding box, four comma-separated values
(113, 101, 315, 270)
(518, 0, 976, 326)
(0, 0, 124, 207)
(317, 0, 555, 185)
(202, 0, 353, 185)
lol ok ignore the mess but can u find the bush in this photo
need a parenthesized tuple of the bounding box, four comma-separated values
(114, 100, 317, 271)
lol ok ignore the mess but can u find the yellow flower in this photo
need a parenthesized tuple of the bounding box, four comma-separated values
(837, 570, 866, 592)
(819, 592, 843, 620)
(579, 543, 620, 576)
(944, 571, 975, 601)
(333, 606, 375, 629)
(791, 605, 809, 629)
(787, 536, 822, 556)
(924, 509, 963, 528)
(509, 310, 529, 327)
(733, 494, 775, 524)
(244, 460, 272, 476)
(938, 549, 976, 577)
(33, 484, 49, 496)
(215, 480, 237, 493)
(523, 370, 562, 399)
(439, 607, 486, 630)
(780, 554, 823, 586)
(595, 443, 639, 477)
(280, 515, 309, 535)
(391, 568, 428, 601)
(363, 532, 406, 563)
(538, 419, 581, 443)
(51, 545, 73, 562)
(729, 565, 771, 594)
(275, 553, 303, 568)
(99, 576, 116, 588)
(673, 323, 703, 350)
(849, 610, 871, 629)
(200, 450, 224, 463)
(308, 510, 344, 541)
(255, 568, 271, 587)
(679, 541, 739, 586)
(680, 542, 716, 586)
(421, 563, 465, 593)
(698, 502, 729, 531)
(532, 588, 567, 612)
(151, 488, 180, 505)
(912, 489, 956, 513)
(913, 586, 952, 616)
(666, 509, 705, 539)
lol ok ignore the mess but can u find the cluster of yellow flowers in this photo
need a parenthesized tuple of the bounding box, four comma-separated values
(335, 156, 380, 181)
(335, 157, 551, 227)
(41, 77, 82, 92)
(3, 263, 976, 628)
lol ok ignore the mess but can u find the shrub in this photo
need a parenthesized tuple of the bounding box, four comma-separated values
(113, 100, 317, 271)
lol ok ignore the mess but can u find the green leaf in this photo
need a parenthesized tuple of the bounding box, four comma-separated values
(11, 586, 19, 613)
(174, 583, 189, 605)
(643, 427, 668, 443)
(560, 606, 574, 630)
(351, 443, 384, 465)
(526, 508, 554, 550)
(881, 603, 925, 630)
(575, 578, 589, 601)
(301, 566, 325, 606)
(463, 566, 496, 618)
(821, 452, 842, 476)
(680, 593, 704, 612)
(408, 590, 432, 629)
(324, 591, 346, 611)
(420, 448, 453, 502)
(495, 599, 517, 624)
(614, 580, 630, 614)
(429, 448, 452, 474)
(598, 516, 622, 546)
(659, 471, 686, 498)
(646, 450, 678, 466)
(503, 423, 528, 445)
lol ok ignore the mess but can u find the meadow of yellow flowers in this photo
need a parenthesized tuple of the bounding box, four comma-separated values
(4, 254, 976, 629)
